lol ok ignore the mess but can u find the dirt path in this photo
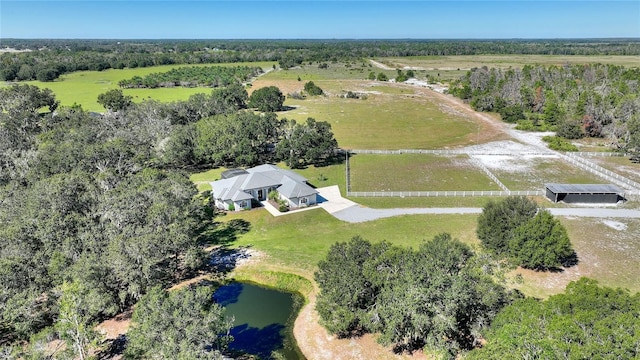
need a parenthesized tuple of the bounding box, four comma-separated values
(294, 286, 428, 360)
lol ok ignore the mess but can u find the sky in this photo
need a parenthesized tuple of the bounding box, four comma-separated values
(1, 1, 639, 39)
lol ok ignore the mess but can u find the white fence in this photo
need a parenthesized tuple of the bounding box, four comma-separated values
(561, 153, 640, 191)
(347, 190, 543, 197)
(573, 152, 627, 157)
(351, 149, 550, 156)
(468, 157, 510, 192)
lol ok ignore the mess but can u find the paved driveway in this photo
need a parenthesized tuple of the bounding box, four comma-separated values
(267, 185, 640, 223)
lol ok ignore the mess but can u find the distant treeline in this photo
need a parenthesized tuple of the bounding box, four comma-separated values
(3, 38, 640, 81)
(118, 65, 263, 88)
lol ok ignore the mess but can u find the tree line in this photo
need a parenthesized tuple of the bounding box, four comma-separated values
(0, 83, 336, 357)
(117, 65, 263, 89)
(449, 64, 640, 154)
(4, 38, 640, 81)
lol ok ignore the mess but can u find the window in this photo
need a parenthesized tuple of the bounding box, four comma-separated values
(301, 197, 308, 204)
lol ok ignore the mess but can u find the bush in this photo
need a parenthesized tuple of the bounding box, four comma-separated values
(228, 203, 235, 211)
(268, 190, 279, 201)
(277, 199, 289, 212)
(376, 73, 388, 81)
(542, 136, 579, 151)
(498, 105, 525, 123)
(304, 81, 324, 96)
(556, 119, 584, 139)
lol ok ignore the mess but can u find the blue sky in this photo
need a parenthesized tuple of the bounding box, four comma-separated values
(1, 1, 639, 39)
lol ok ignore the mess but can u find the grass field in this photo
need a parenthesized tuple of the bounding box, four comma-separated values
(349, 153, 501, 191)
(377, 55, 640, 70)
(372, 55, 640, 82)
(260, 62, 395, 81)
(222, 208, 480, 277)
(252, 79, 484, 150)
(23, 62, 275, 112)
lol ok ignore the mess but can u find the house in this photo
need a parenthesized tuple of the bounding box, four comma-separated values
(544, 183, 624, 204)
(210, 164, 318, 211)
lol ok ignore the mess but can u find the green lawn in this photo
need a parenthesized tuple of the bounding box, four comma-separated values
(223, 208, 480, 277)
(25, 62, 275, 112)
(349, 154, 501, 191)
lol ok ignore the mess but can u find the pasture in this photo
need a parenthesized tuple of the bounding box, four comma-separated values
(24, 61, 275, 112)
(349, 153, 501, 191)
(254, 79, 495, 149)
(478, 154, 607, 190)
(515, 217, 640, 297)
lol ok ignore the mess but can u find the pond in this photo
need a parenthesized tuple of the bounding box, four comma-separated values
(213, 281, 305, 360)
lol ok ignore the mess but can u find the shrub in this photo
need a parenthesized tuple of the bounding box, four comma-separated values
(277, 199, 289, 212)
(304, 81, 324, 96)
(228, 203, 235, 211)
(542, 136, 579, 151)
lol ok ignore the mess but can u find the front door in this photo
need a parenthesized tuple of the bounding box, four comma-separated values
(258, 189, 264, 200)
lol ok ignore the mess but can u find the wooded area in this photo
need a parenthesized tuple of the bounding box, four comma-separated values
(315, 235, 514, 357)
(449, 64, 640, 155)
(0, 82, 336, 357)
(117, 65, 262, 89)
(3, 39, 640, 81)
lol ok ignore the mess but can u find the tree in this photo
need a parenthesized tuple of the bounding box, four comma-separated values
(248, 86, 285, 112)
(314, 237, 384, 337)
(376, 72, 388, 81)
(303, 81, 324, 96)
(509, 210, 575, 270)
(468, 278, 640, 360)
(476, 196, 538, 256)
(97, 89, 133, 111)
(498, 105, 525, 123)
(54, 281, 100, 360)
(315, 235, 512, 356)
(125, 285, 233, 359)
(276, 117, 337, 168)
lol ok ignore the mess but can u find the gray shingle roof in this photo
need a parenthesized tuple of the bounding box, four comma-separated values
(211, 165, 315, 202)
(277, 177, 318, 199)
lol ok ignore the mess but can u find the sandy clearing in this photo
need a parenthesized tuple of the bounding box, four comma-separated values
(294, 289, 428, 360)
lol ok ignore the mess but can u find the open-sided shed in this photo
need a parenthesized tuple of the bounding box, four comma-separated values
(545, 183, 624, 204)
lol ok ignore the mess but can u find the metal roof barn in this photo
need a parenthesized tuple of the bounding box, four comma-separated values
(545, 183, 624, 204)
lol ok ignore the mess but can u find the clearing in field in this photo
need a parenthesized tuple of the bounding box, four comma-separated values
(349, 153, 501, 192)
